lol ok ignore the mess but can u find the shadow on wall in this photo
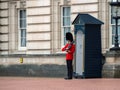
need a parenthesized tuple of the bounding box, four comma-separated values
(0, 64, 66, 77)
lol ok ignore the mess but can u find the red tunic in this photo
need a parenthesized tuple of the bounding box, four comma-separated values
(62, 43, 75, 60)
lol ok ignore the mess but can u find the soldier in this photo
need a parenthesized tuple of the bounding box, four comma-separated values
(62, 32, 75, 80)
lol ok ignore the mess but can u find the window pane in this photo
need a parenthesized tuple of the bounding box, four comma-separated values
(112, 25, 115, 34)
(20, 10, 26, 28)
(20, 19, 24, 28)
(62, 7, 71, 45)
(111, 18, 115, 24)
(20, 19, 26, 28)
(111, 26, 120, 45)
(21, 29, 26, 47)
(112, 36, 115, 45)
(112, 0, 119, 2)
(63, 7, 70, 16)
(118, 19, 120, 24)
(21, 29, 26, 37)
(111, 6, 116, 24)
(119, 35, 120, 43)
(112, 25, 120, 34)
(23, 20, 26, 28)
(63, 17, 70, 26)
(118, 26, 120, 43)
(21, 38, 26, 47)
(64, 27, 70, 44)
(20, 10, 26, 18)
(64, 27, 70, 35)
(20, 10, 23, 18)
(118, 26, 120, 34)
(19, 10, 26, 47)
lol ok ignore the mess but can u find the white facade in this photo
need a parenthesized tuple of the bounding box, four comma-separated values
(1, 0, 120, 78)
(0, 0, 112, 55)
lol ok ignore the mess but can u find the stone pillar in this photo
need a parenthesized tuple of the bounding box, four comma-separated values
(102, 51, 120, 78)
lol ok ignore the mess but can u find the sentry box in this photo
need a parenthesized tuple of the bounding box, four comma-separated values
(72, 14, 104, 78)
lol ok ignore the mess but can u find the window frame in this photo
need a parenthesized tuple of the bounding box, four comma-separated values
(18, 9, 27, 50)
(110, 6, 120, 47)
(61, 6, 71, 46)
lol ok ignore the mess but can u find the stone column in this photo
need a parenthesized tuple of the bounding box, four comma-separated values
(102, 51, 120, 78)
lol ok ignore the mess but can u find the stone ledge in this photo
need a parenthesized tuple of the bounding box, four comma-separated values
(105, 51, 120, 57)
(0, 54, 66, 58)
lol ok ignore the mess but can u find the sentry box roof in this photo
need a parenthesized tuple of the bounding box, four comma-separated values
(72, 13, 104, 25)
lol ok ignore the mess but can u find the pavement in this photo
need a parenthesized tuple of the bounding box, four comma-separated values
(0, 77, 120, 90)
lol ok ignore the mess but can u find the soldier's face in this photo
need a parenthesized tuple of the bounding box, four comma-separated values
(68, 40, 71, 43)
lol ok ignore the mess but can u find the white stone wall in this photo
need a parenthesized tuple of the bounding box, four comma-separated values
(0, 0, 9, 54)
(71, 0, 99, 22)
(27, 24, 50, 32)
(26, 0, 51, 54)
(27, 0, 50, 7)
(99, 0, 110, 53)
(27, 7, 50, 15)
(71, 0, 98, 3)
(0, 0, 110, 55)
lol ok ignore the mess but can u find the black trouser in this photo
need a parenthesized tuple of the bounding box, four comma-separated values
(66, 60, 73, 78)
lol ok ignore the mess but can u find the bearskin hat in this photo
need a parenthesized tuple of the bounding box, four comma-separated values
(66, 32, 73, 42)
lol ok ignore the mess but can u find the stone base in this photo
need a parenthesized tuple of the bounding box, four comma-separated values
(102, 51, 120, 78)
(0, 54, 67, 77)
(102, 63, 120, 78)
(0, 64, 66, 77)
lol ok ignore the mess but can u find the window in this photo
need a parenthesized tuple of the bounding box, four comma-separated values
(18, 10, 26, 50)
(62, 7, 71, 45)
(111, 6, 120, 46)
